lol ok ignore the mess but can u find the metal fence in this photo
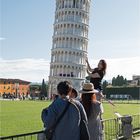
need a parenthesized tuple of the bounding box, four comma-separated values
(103, 114, 140, 140)
(0, 115, 140, 140)
(103, 118, 118, 140)
(0, 131, 43, 140)
(132, 114, 140, 131)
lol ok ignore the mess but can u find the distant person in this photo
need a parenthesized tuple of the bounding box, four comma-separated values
(41, 81, 88, 140)
(80, 83, 104, 140)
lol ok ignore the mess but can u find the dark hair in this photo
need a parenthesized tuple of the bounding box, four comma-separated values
(99, 59, 107, 75)
(57, 81, 72, 96)
(81, 93, 95, 118)
(72, 88, 78, 98)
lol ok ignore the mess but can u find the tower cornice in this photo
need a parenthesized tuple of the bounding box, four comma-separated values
(51, 47, 88, 54)
(52, 34, 88, 40)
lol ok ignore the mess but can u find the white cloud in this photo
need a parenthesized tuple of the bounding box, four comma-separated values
(0, 37, 6, 41)
(0, 57, 139, 82)
(0, 58, 50, 82)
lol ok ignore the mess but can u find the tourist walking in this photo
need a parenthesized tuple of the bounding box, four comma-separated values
(80, 83, 104, 140)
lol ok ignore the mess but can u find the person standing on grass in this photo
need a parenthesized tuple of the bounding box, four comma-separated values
(80, 83, 104, 140)
(41, 81, 87, 140)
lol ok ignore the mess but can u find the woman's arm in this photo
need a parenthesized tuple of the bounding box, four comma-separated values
(85, 58, 94, 72)
(87, 69, 101, 78)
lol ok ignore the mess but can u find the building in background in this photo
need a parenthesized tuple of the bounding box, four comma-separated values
(132, 75, 140, 86)
(127, 75, 140, 86)
(0, 78, 30, 98)
(48, 0, 91, 97)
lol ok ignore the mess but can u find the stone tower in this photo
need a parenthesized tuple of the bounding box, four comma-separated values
(48, 0, 91, 97)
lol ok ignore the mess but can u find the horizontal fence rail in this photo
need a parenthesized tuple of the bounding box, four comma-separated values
(0, 130, 43, 140)
(0, 115, 140, 140)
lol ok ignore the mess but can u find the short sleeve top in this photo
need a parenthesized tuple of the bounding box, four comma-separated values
(90, 68, 104, 90)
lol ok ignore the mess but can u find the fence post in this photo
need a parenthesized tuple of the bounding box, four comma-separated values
(115, 118, 119, 140)
(121, 115, 133, 139)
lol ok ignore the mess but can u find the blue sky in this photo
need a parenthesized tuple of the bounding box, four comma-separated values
(0, 0, 140, 82)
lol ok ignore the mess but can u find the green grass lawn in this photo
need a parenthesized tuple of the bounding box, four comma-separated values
(0, 100, 50, 136)
(0, 100, 139, 136)
(103, 102, 140, 119)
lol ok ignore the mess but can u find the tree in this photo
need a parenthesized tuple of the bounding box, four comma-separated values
(116, 75, 120, 86)
(102, 80, 108, 94)
(40, 79, 47, 100)
(117, 75, 123, 86)
(124, 78, 127, 85)
(112, 77, 116, 86)
(111, 75, 127, 86)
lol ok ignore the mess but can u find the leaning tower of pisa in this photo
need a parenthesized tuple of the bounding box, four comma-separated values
(48, 0, 91, 97)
